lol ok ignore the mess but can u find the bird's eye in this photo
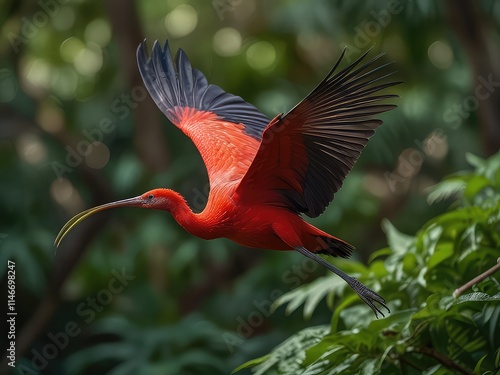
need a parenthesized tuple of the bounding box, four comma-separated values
(147, 194, 154, 200)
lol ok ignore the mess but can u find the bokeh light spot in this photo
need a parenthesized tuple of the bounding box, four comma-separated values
(213, 27, 242, 56)
(50, 178, 85, 214)
(16, 133, 47, 164)
(246, 41, 276, 71)
(50, 66, 78, 99)
(428, 41, 453, 70)
(37, 102, 65, 133)
(363, 172, 390, 199)
(85, 141, 110, 169)
(425, 131, 448, 161)
(84, 18, 112, 47)
(24, 58, 51, 92)
(165, 4, 198, 38)
(60, 37, 85, 63)
(74, 43, 103, 77)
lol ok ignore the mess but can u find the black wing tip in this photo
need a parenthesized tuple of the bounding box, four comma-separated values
(330, 47, 401, 84)
(136, 39, 187, 122)
(281, 47, 400, 218)
(175, 47, 187, 61)
(153, 39, 172, 63)
(137, 39, 148, 65)
(136, 39, 270, 138)
(137, 39, 174, 68)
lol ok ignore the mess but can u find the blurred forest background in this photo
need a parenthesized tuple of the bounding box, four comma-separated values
(1, 0, 499, 374)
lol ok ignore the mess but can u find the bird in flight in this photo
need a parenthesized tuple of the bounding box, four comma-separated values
(56, 40, 399, 317)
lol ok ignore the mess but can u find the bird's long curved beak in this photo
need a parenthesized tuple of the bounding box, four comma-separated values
(54, 196, 144, 248)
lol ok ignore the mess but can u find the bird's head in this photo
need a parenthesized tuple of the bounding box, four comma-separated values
(55, 188, 180, 247)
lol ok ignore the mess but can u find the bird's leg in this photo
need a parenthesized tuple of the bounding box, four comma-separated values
(295, 246, 389, 318)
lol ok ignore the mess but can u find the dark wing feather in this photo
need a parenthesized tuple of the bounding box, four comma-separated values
(137, 40, 270, 140)
(236, 49, 401, 217)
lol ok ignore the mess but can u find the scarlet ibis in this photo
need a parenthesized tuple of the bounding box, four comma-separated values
(56, 40, 399, 317)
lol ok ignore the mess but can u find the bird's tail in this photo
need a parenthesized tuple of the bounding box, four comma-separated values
(313, 235, 355, 259)
(299, 221, 354, 259)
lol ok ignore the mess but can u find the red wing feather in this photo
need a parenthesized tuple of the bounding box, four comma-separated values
(137, 40, 271, 186)
(236, 50, 401, 217)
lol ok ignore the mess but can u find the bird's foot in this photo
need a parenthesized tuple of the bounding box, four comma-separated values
(294, 246, 389, 319)
(350, 278, 390, 319)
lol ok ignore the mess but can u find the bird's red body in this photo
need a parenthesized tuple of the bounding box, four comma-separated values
(148, 106, 350, 254)
(56, 40, 400, 317)
(151, 187, 337, 252)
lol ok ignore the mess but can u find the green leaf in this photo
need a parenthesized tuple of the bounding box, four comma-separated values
(400, 252, 417, 274)
(368, 247, 392, 263)
(426, 243, 454, 269)
(422, 364, 446, 374)
(466, 153, 486, 170)
(330, 294, 360, 332)
(272, 274, 346, 319)
(473, 353, 489, 374)
(464, 175, 491, 200)
(412, 293, 443, 320)
(473, 304, 500, 351)
(299, 348, 341, 375)
(232, 355, 270, 374)
(65, 342, 137, 374)
(382, 219, 414, 254)
(241, 327, 329, 375)
(455, 292, 500, 304)
(366, 309, 415, 332)
(426, 178, 467, 204)
(486, 152, 500, 176)
(430, 206, 485, 228)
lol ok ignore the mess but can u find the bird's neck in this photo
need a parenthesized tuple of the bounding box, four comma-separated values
(162, 190, 212, 240)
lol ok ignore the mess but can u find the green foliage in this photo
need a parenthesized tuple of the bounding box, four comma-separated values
(65, 314, 230, 375)
(236, 152, 500, 374)
(233, 326, 329, 375)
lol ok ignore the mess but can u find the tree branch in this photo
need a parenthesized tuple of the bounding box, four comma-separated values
(104, 0, 170, 172)
(414, 346, 473, 375)
(453, 257, 500, 298)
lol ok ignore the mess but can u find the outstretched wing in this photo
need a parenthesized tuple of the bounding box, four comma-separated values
(137, 40, 271, 186)
(235, 50, 400, 217)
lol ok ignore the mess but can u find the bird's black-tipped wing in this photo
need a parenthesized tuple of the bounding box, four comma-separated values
(137, 40, 273, 186)
(236, 50, 400, 217)
(137, 40, 270, 140)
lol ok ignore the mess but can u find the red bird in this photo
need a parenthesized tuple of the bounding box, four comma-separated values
(56, 40, 399, 317)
